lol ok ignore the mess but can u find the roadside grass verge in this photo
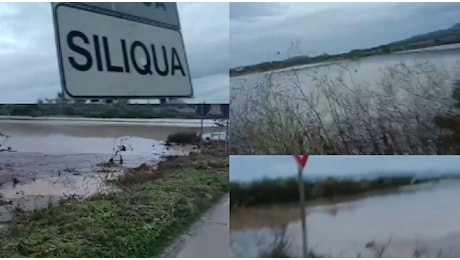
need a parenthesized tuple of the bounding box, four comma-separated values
(0, 161, 228, 257)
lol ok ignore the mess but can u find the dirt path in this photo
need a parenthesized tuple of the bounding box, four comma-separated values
(163, 194, 230, 258)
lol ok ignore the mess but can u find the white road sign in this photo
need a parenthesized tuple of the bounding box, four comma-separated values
(52, 2, 193, 99)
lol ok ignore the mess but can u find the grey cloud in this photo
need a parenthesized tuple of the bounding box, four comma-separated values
(180, 2, 229, 81)
(230, 2, 287, 21)
(230, 2, 460, 67)
(230, 156, 460, 183)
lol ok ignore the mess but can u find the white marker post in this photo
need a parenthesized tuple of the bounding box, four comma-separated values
(293, 155, 309, 258)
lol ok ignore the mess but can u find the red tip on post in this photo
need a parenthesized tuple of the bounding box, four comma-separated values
(294, 155, 309, 169)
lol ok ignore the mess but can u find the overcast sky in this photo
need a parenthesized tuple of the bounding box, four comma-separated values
(230, 156, 460, 183)
(0, 2, 228, 104)
(230, 2, 460, 67)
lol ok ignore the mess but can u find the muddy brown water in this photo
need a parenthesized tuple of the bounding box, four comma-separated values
(0, 119, 223, 225)
(230, 180, 460, 257)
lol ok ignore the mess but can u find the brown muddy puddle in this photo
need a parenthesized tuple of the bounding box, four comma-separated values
(230, 180, 460, 257)
(0, 119, 220, 225)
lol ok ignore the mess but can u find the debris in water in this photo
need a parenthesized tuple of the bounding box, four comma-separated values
(12, 177, 20, 186)
(0, 147, 16, 153)
(366, 240, 376, 248)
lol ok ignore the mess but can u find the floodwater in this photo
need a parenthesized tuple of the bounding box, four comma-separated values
(0, 118, 224, 224)
(230, 180, 460, 257)
(230, 44, 460, 120)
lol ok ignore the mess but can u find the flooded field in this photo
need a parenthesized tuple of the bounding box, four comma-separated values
(231, 44, 460, 119)
(230, 180, 460, 257)
(0, 118, 224, 224)
(230, 44, 460, 154)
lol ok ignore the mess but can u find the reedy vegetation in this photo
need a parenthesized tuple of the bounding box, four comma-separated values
(230, 61, 460, 154)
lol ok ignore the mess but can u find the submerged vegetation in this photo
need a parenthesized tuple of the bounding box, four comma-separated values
(166, 131, 200, 145)
(233, 225, 451, 258)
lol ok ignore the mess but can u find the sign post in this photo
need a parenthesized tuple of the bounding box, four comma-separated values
(220, 104, 229, 154)
(195, 103, 211, 148)
(51, 2, 193, 100)
(293, 155, 309, 258)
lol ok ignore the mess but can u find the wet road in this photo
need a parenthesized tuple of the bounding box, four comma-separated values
(165, 194, 230, 258)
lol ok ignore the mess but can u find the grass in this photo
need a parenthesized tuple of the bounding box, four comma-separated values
(0, 156, 228, 257)
(229, 175, 443, 208)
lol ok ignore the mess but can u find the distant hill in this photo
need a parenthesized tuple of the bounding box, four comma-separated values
(392, 22, 460, 46)
(231, 22, 460, 77)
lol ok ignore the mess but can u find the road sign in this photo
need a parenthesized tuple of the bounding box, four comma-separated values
(294, 155, 309, 169)
(52, 2, 193, 99)
(81, 2, 180, 29)
(293, 155, 309, 258)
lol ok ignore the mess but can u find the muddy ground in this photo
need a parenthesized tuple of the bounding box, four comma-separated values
(0, 119, 226, 226)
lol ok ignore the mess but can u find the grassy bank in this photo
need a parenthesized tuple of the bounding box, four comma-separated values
(0, 152, 228, 257)
(230, 175, 441, 208)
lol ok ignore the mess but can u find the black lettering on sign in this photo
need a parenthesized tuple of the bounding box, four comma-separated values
(143, 2, 167, 11)
(120, 39, 131, 73)
(67, 30, 92, 71)
(65, 31, 187, 78)
(130, 41, 152, 75)
(93, 35, 103, 71)
(171, 47, 185, 76)
(151, 44, 169, 76)
(155, 3, 167, 11)
(102, 36, 123, 73)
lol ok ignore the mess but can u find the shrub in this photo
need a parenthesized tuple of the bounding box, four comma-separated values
(166, 131, 199, 145)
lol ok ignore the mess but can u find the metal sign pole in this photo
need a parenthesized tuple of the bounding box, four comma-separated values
(199, 103, 204, 149)
(298, 166, 308, 258)
(225, 119, 229, 154)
